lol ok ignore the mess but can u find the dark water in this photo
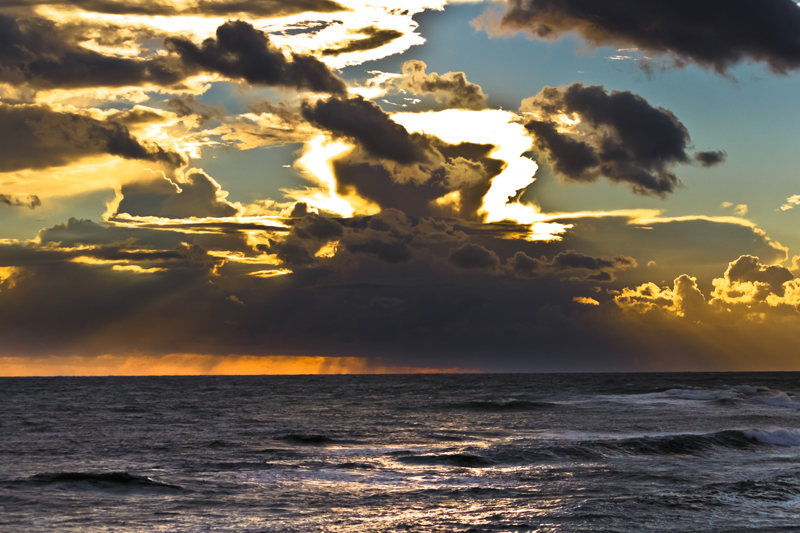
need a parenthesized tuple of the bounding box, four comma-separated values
(2, 373, 800, 532)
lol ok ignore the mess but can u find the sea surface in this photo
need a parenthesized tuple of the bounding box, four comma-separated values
(2, 373, 800, 532)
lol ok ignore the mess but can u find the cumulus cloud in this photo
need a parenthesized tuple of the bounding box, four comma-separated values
(781, 195, 800, 211)
(448, 242, 500, 270)
(616, 274, 707, 320)
(166, 20, 347, 94)
(393, 60, 488, 110)
(0, 104, 186, 173)
(710, 255, 795, 310)
(522, 84, 724, 195)
(479, 0, 800, 75)
(616, 255, 799, 322)
(116, 171, 240, 220)
(301, 95, 434, 164)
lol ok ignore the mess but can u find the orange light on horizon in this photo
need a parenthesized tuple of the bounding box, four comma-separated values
(0, 354, 479, 377)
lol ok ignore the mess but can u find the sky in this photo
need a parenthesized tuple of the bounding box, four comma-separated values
(1, 0, 800, 375)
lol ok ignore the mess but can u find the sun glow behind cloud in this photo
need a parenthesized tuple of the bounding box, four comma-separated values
(391, 109, 571, 240)
(288, 135, 375, 217)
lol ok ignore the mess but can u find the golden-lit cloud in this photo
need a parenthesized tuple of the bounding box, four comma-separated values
(781, 194, 800, 211)
(391, 109, 570, 240)
(616, 255, 799, 322)
(287, 134, 378, 217)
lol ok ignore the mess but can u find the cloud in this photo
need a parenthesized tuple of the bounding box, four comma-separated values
(5, 0, 349, 17)
(710, 255, 796, 310)
(301, 95, 434, 164)
(781, 194, 800, 211)
(507, 249, 635, 281)
(695, 150, 727, 167)
(321, 26, 404, 57)
(478, 0, 800, 75)
(166, 20, 347, 94)
(616, 254, 799, 322)
(116, 170, 240, 219)
(616, 274, 707, 320)
(0, 103, 186, 173)
(0, 194, 40, 209)
(522, 84, 725, 195)
(206, 102, 320, 149)
(0, 14, 185, 90)
(392, 60, 489, 110)
(448, 242, 500, 270)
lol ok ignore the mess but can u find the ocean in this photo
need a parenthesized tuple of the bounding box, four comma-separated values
(2, 373, 800, 532)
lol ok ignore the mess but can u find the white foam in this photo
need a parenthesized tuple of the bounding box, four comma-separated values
(750, 391, 795, 407)
(726, 385, 761, 394)
(662, 389, 739, 401)
(743, 428, 800, 447)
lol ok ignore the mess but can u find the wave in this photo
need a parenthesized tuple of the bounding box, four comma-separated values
(25, 472, 184, 492)
(742, 428, 800, 446)
(501, 429, 800, 462)
(661, 389, 740, 401)
(451, 400, 557, 412)
(606, 386, 796, 408)
(748, 392, 795, 408)
(333, 462, 375, 470)
(275, 433, 335, 445)
(395, 453, 495, 468)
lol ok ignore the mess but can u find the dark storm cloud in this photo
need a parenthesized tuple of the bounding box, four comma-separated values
(166, 20, 347, 94)
(302, 96, 433, 164)
(331, 144, 502, 219)
(0, 194, 40, 209)
(0, 104, 186, 172)
(292, 213, 344, 241)
(0, 208, 795, 370)
(491, 0, 800, 74)
(0, 15, 185, 89)
(448, 242, 499, 270)
(395, 61, 488, 110)
(116, 171, 239, 219)
(523, 84, 724, 195)
(346, 239, 412, 264)
(506, 249, 635, 281)
(321, 26, 404, 57)
(1, 0, 348, 17)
